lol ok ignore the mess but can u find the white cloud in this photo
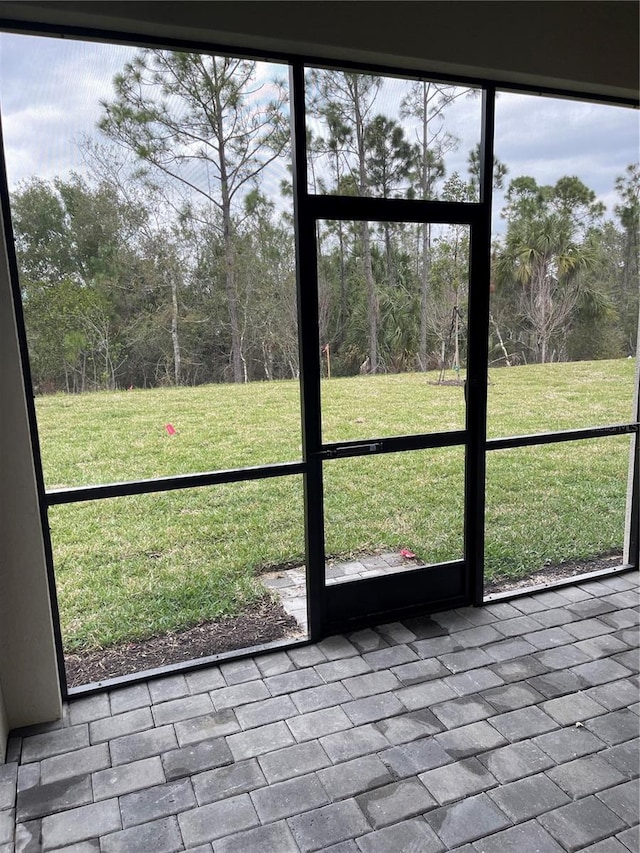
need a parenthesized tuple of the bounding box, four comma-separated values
(1, 32, 637, 229)
(1, 32, 137, 185)
(494, 92, 638, 197)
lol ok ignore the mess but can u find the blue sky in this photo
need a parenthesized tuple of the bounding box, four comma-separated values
(1, 31, 637, 235)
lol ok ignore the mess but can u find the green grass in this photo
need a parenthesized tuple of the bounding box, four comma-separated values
(37, 359, 636, 652)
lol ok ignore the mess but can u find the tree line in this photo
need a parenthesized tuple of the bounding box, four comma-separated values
(11, 51, 639, 393)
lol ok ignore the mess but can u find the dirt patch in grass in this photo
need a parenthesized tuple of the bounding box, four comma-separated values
(66, 550, 628, 689)
(485, 550, 625, 595)
(65, 599, 302, 689)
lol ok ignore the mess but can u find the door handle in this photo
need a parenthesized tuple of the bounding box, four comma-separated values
(324, 441, 383, 459)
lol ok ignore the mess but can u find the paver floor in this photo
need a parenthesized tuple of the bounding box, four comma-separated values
(2, 571, 638, 852)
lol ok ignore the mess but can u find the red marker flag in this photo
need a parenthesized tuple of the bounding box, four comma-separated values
(165, 423, 176, 436)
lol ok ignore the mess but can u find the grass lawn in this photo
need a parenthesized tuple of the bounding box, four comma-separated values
(37, 358, 636, 652)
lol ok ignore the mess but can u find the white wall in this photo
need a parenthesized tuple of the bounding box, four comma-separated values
(0, 202, 62, 744)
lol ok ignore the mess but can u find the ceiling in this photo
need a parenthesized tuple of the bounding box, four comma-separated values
(0, 1, 638, 101)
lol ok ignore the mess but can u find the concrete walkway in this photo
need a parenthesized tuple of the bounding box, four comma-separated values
(1, 572, 638, 852)
(262, 552, 420, 631)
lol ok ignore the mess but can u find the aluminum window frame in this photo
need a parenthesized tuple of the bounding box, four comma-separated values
(1, 20, 637, 697)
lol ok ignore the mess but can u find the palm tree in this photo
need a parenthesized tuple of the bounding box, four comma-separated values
(497, 177, 601, 363)
(503, 215, 595, 363)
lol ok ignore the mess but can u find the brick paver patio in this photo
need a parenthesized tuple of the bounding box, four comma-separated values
(1, 571, 638, 852)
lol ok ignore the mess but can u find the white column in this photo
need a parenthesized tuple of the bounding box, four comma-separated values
(0, 197, 62, 754)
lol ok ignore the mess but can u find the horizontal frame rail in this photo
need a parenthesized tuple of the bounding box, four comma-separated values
(67, 636, 312, 698)
(307, 195, 482, 225)
(484, 563, 637, 605)
(320, 430, 467, 460)
(487, 422, 639, 452)
(43, 427, 639, 504)
(45, 461, 306, 506)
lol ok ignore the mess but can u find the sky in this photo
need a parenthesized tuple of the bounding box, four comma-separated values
(1, 31, 638, 237)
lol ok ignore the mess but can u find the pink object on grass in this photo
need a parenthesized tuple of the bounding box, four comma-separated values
(165, 423, 177, 436)
(400, 548, 416, 559)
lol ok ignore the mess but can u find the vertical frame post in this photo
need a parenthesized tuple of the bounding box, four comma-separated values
(289, 61, 326, 640)
(626, 432, 639, 568)
(466, 85, 495, 606)
(624, 318, 640, 568)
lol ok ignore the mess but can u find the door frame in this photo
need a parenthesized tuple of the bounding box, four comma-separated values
(290, 65, 496, 637)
